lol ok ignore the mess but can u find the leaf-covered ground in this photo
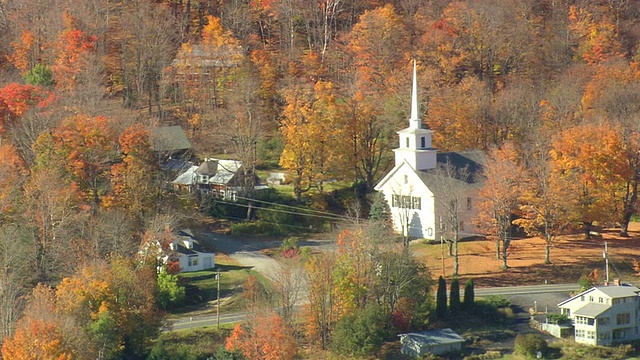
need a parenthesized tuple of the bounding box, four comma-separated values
(413, 223, 640, 288)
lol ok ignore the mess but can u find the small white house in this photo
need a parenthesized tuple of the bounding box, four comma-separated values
(399, 328, 465, 357)
(165, 229, 215, 272)
(558, 281, 640, 346)
(171, 158, 244, 200)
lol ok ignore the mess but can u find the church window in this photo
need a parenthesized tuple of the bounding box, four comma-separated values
(392, 195, 400, 207)
(421, 137, 425, 148)
(406, 137, 410, 147)
(404, 175, 408, 184)
(412, 197, 421, 210)
(402, 196, 412, 208)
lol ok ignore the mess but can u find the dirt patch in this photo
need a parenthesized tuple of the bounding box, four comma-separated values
(417, 223, 640, 287)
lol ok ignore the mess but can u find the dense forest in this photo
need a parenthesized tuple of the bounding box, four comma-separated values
(1, 0, 640, 358)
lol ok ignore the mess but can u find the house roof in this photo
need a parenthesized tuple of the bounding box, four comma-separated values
(574, 303, 611, 318)
(152, 126, 192, 152)
(399, 328, 464, 346)
(596, 284, 640, 298)
(197, 159, 219, 176)
(173, 229, 211, 255)
(558, 285, 640, 307)
(172, 166, 198, 186)
(171, 44, 243, 70)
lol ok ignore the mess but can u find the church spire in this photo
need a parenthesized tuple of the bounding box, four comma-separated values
(410, 59, 421, 129)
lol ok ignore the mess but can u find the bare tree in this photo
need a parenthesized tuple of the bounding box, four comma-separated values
(430, 161, 471, 277)
(270, 258, 306, 325)
(0, 225, 32, 342)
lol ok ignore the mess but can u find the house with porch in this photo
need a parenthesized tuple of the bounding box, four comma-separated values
(172, 158, 247, 200)
(557, 281, 640, 346)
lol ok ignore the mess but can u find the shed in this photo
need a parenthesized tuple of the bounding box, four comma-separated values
(399, 328, 464, 357)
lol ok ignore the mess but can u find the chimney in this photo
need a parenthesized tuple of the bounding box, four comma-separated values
(614, 278, 621, 286)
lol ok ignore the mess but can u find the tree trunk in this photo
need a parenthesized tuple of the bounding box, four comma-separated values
(501, 238, 509, 269)
(545, 233, 552, 264)
(495, 239, 500, 260)
(583, 221, 592, 239)
(453, 239, 459, 277)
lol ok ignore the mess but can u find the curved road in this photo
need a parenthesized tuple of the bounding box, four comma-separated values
(166, 282, 580, 331)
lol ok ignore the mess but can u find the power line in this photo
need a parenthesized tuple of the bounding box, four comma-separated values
(234, 195, 348, 219)
(207, 198, 350, 221)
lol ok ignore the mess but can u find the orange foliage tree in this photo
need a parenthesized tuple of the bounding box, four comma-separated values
(475, 143, 525, 269)
(551, 122, 640, 237)
(33, 114, 117, 209)
(225, 312, 297, 360)
(103, 123, 158, 217)
(51, 12, 97, 91)
(568, 5, 623, 65)
(0, 83, 53, 133)
(0, 144, 28, 220)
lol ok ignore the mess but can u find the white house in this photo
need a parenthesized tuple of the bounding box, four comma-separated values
(374, 61, 484, 241)
(165, 229, 216, 273)
(557, 281, 640, 346)
(399, 328, 465, 357)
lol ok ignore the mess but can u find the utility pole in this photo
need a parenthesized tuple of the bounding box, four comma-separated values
(604, 241, 609, 284)
(216, 268, 220, 330)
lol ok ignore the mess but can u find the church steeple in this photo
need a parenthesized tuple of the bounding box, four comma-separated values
(393, 60, 437, 171)
(410, 60, 421, 129)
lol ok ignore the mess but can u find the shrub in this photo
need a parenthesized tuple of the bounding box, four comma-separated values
(546, 313, 570, 325)
(330, 304, 388, 356)
(483, 295, 511, 308)
(514, 333, 548, 358)
(157, 267, 186, 310)
(436, 276, 447, 318)
(230, 221, 283, 236)
(464, 278, 475, 311)
(450, 277, 461, 314)
(24, 64, 54, 86)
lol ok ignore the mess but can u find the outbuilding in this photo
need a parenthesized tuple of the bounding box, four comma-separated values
(399, 328, 465, 357)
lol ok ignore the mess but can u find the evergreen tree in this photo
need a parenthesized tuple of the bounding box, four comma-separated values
(449, 277, 461, 314)
(464, 278, 475, 311)
(436, 276, 447, 318)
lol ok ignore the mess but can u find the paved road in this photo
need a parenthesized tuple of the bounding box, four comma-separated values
(475, 283, 580, 297)
(165, 283, 580, 331)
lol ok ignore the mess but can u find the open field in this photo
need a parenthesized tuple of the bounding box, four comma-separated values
(412, 223, 640, 288)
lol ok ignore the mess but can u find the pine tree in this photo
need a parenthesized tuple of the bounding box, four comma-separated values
(436, 276, 447, 318)
(464, 278, 475, 311)
(449, 277, 461, 314)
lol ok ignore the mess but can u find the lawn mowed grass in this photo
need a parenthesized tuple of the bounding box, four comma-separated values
(170, 254, 267, 317)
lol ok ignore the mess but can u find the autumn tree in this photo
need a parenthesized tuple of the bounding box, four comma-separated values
(551, 122, 640, 237)
(568, 5, 623, 65)
(303, 251, 336, 350)
(476, 143, 524, 269)
(51, 11, 97, 91)
(514, 140, 573, 264)
(32, 114, 117, 209)
(225, 311, 297, 360)
(103, 123, 159, 218)
(279, 78, 345, 199)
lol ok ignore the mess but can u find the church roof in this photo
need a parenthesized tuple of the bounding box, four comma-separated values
(152, 126, 192, 152)
(414, 150, 485, 191)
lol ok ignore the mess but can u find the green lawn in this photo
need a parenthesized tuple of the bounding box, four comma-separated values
(170, 256, 265, 317)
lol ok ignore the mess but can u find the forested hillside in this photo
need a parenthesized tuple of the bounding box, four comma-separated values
(1, 0, 640, 358)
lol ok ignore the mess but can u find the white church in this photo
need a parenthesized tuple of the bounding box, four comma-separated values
(374, 61, 485, 241)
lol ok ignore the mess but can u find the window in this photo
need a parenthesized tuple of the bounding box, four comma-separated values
(404, 175, 408, 184)
(587, 331, 595, 339)
(581, 295, 585, 301)
(613, 329, 626, 340)
(406, 137, 410, 148)
(617, 313, 630, 325)
(599, 297, 604, 303)
(598, 332, 611, 341)
(576, 316, 593, 325)
(412, 197, 421, 210)
(188, 256, 198, 267)
(466, 197, 472, 210)
(598, 317, 610, 325)
(392, 195, 399, 207)
(576, 329, 585, 338)
(460, 221, 465, 231)
(421, 137, 425, 148)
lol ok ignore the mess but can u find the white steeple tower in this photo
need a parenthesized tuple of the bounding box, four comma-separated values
(393, 60, 437, 171)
